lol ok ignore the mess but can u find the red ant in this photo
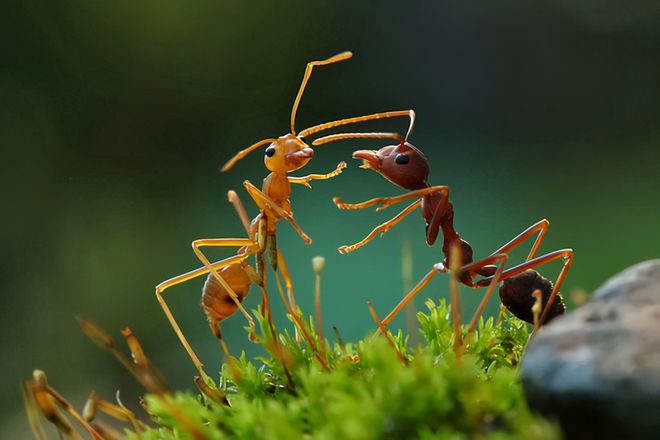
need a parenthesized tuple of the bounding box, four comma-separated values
(319, 112, 573, 337)
(155, 51, 415, 377)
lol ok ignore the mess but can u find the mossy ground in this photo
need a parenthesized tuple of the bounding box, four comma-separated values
(127, 300, 558, 440)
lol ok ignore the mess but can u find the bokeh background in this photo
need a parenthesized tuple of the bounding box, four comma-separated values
(2, 0, 659, 436)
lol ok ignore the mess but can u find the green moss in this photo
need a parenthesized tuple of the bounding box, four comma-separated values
(127, 300, 558, 440)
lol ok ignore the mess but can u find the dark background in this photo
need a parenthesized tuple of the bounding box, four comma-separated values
(2, 1, 659, 436)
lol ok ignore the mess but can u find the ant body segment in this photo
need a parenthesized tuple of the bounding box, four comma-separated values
(323, 114, 572, 334)
(155, 51, 417, 377)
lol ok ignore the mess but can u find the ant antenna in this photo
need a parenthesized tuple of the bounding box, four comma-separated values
(221, 138, 276, 172)
(403, 109, 415, 142)
(310, 110, 416, 146)
(313, 132, 404, 145)
(290, 51, 352, 135)
(221, 51, 352, 171)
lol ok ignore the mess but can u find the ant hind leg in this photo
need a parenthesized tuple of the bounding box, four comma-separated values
(156, 241, 256, 377)
(476, 249, 574, 328)
(457, 253, 509, 335)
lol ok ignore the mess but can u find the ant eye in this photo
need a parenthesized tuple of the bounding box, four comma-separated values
(265, 146, 276, 157)
(395, 153, 409, 164)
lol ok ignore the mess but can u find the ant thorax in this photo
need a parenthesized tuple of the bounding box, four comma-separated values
(262, 172, 292, 210)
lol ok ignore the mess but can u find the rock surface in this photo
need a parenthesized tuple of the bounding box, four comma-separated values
(521, 259, 660, 440)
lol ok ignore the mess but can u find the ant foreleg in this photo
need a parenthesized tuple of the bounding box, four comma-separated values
(243, 180, 312, 244)
(334, 185, 448, 253)
(288, 161, 347, 188)
(334, 185, 448, 212)
(374, 186, 447, 213)
(337, 199, 421, 254)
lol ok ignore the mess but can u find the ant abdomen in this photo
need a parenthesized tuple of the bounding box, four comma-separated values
(201, 263, 251, 324)
(499, 269, 566, 324)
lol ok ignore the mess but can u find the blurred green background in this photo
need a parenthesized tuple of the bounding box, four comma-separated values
(2, 0, 660, 436)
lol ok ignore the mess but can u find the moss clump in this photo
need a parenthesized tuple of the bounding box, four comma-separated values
(129, 300, 558, 440)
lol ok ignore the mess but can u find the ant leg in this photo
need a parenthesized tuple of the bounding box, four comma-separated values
(491, 219, 550, 261)
(290, 51, 353, 135)
(334, 185, 448, 212)
(156, 242, 255, 376)
(449, 247, 463, 354)
(381, 264, 445, 327)
(227, 190, 252, 234)
(208, 320, 244, 384)
(207, 317, 223, 343)
(243, 180, 312, 244)
(335, 186, 448, 253)
(191, 239, 259, 325)
(457, 253, 509, 334)
(333, 195, 394, 211)
(451, 219, 551, 330)
(475, 249, 574, 327)
(227, 190, 274, 320)
(337, 199, 421, 254)
(538, 251, 572, 326)
(300, 109, 415, 138)
(367, 301, 408, 364)
(288, 161, 347, 188)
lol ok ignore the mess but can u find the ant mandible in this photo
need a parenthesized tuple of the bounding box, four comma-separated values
(319, 113, 573, 336)
(155, 51, 416, 377)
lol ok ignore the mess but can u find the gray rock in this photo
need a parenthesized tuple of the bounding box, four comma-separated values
(521, 259, 660, 440)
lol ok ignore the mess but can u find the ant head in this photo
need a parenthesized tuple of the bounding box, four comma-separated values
(264, 134, 314, 173)
(353, 142, 429, 190)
